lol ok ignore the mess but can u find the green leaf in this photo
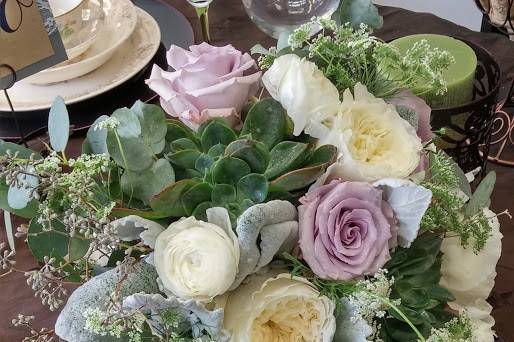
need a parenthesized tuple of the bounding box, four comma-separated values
(7, 166, 39, 210)
(241, 98, 287, 149)
(264, 141, 310, 179)
(195, 153, 215, 175)
(191, 201, 213, 221)
(121, 159, 175, 205)
(237, 173, 268, 203)
(465, 171, 496, 217)
(0, 180, 38, 218)
(207, 144, 226, 158)
(201, 120, 237, 152)
(334, 0, 383, 29)
(181, 182, 213, 216)
(112, 108, 142, 138)
(131, 101, 167, 154)
(85, 115, 109, 155)
(168, 149, 202, 169)
(0, 140, 39, 159)
(68, 237, 91, 262)
(211, 184, 237, 206)
(111, 207, 171, 220)
(106, 131, 154, 172)
(150, 179, 199, 217)
(250, 44, 272, 55)
(225, 139, 270, 173)
(27, 218, 69, 261)
(170, 138, 199, 152)
(212, 157, 251, 186)
(451, 160, 472, 198)
(166, 120, 197, 142)
(48, 96, 70, 152)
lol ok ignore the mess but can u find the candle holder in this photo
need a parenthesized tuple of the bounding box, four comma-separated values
(430, 39, 501, 177)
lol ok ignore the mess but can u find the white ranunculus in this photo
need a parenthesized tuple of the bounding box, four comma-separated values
(262, 54, 340, 136)
(224, 272, 336, 341)
(440, 208, 502, 342)
(154, 208, 239, 302)
(312, 83, 423, 182)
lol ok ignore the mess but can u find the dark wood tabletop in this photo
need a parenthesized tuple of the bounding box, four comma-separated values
(1, 1, 513, 341)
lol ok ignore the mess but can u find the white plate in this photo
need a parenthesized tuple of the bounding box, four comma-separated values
(25, 0, 138, 85)
(0, 7, 160, 112)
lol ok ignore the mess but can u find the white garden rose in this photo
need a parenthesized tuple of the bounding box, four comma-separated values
(224, 272, 336, 341)
(310, 83, 423, 182)
(262, 54, 340, 136)
(440, 208, 503, 342)
(154, 210, 239, 302)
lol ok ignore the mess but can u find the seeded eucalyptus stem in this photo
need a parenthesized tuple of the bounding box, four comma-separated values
(195, 5, 211, 43)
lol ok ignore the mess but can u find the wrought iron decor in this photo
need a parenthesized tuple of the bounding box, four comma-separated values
(430, 39, 502, 176)
(0, 64, 28, 146)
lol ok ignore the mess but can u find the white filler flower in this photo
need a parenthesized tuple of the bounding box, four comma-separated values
(154, 209, 239, 302)
(224, 272, 336, 341)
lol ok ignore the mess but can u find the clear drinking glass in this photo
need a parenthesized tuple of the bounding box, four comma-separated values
(241, 0, 340, 38)
(186, 0, 214, 43)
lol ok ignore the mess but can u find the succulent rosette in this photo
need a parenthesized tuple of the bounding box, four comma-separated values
(298, 179, 398, 280)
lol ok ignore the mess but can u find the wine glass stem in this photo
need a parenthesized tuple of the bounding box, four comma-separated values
(195, 5, 211, 43)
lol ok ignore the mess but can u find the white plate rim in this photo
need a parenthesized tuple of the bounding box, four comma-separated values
(1, 8, 161, 112)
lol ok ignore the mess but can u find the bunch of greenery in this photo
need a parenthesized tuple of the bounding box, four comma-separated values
(255, 19, 454, 99)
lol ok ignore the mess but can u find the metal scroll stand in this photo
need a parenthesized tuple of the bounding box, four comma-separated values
(0, 64, 29, 147)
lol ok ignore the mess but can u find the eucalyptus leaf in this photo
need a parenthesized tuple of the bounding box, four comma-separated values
(465, 171, 496, 217)
(150, 179, 199, 217)
(0, 140, 39, 159)
(0, 180, 38, 218)
(250, 44, 272, 55)
(106, 131, 154, 172)
(68, 237, 91, 262)
(48, 96, 70, 152)
(237, 173, 268, 204)
(131, 101, 167, 154)
(277, 31, 291, 51)
(334, 0, 383, 29)
(7, 166, 39, 210)
(121, 159, 175, 205)
(241, 98, 287, 149)
(85, 115, 109, 155)
(27, 218, 69, 261)
(212, 157, 251, 185)
(211, 184, 237, 206)
(112, 108, 141, 138)
(264, 141, 310, 179)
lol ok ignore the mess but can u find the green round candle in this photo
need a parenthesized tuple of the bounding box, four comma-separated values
(392, 34, 478, 109)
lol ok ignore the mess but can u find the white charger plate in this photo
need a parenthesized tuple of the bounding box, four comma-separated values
(26, 0, 138, 85)
(0, 7, 160, 112)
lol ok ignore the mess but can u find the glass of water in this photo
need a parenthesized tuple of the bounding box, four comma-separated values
(186, 0, 213, 43)
(241, 0, 340, 38)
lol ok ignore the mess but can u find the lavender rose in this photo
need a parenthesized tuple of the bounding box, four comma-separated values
(298, 180, 398, 280)
(146, 43, 261, 131)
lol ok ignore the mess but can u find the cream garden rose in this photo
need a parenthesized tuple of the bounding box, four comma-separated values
(310, 83, 423, 182)
(153, 213, 239, 302)
(224, 272, 336, 341)
(262, 54, 340, 136)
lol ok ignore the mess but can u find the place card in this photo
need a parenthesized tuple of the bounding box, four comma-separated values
(0, 0, 67, 89)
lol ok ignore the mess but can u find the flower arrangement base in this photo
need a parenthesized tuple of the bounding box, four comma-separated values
(431, 39, 501, 177)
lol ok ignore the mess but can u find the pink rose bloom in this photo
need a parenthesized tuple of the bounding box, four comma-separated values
(298, 180, 398, 280)
(146, 43, 262, 131)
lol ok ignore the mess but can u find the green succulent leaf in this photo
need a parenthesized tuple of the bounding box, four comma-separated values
(171, 138, 200, 152)
(208, 144, 226, 158)
(237, 173, 268, 204)
(166, 120, 198, 142)
(168, 149, 202, 170)
(201, 120, 237, 152)
(265, 141, 310, 179)
(48, 96, 70, 152)
(195, 154, 215, 175)
(150, 179, 199, 217)
(211, 184, 237, 206)
(225, 139, 270, 173)
(106, 131, 154, 172)
(121, 159, 175, 205)
(191, 201, 213, 221)
(334, 0, 383, 29)
(181, 182, 213, 216)
(27, 218, 69, 261)
(111, 207, 171, 220)
(240, 199, 255, 213)
(465, 171, 496, 217)
(241, 98, 287, 149)
(212, 157, 251, 186)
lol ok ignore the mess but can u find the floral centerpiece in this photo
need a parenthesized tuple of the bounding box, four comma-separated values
(1, 15, 509, 342)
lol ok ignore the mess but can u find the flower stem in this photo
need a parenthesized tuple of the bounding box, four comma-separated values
(195, 5, 211, 43)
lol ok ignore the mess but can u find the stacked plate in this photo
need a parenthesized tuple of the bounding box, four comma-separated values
(0, 0, 162, 112)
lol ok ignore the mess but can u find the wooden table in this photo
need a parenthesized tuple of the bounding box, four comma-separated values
(1, 1, 513, 340)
